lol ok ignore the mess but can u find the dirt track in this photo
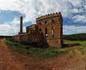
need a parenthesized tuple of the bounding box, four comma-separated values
(0, 39, 26, 70)
(0, 39, 86, 70)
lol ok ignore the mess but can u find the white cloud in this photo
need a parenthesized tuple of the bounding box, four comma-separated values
(0, 0, 85, 22)
(15, 0, 86, 23)
(0, 0, 20, 10)
(63, 25, 86, 35)
(6, 20, 25, 36)
(0, 24, 15, 36)
(0, 0, 85, 35)
(68, 0, 82, 7)
(0, 0, 71, 22)
(72, 15, 86, 23)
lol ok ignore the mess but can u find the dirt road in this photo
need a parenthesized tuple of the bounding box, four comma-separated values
(0, 38, 86, 70)
(0, 39, 26, 70)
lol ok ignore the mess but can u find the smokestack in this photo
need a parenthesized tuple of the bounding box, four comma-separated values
(19, 16, 23, 34)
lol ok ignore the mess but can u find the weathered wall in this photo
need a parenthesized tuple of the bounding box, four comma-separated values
(36, 12, 63, 47)
(13, 31, 48, 47)
(14, 12, 63, 48)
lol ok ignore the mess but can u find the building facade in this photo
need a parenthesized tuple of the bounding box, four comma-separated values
(13, 12, 63, 48)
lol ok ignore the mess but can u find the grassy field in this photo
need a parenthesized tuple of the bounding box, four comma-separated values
(5, 38, 86, 58)
(63, 33, 86, 40)
(63, 40, 86, 57)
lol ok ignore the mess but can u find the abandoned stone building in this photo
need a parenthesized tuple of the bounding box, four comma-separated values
(13, 12, 63, 48)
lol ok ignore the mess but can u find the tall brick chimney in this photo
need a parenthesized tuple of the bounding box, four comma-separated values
(19, 16, 23, 34)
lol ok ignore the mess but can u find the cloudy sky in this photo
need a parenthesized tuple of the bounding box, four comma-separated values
(0, 0, 86, 35)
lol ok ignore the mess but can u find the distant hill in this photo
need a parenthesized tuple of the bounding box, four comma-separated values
(0, 36, 12, 38)
(63, 33, 86, 40)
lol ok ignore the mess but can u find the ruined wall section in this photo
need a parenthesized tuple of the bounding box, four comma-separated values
(36, 12, 63, 47)
(14, 12, 63, 48)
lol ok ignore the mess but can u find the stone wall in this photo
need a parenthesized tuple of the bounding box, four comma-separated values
(36, 12, 63, 47)
(13, 31, 48, 47)
(14, 12, 63, 48)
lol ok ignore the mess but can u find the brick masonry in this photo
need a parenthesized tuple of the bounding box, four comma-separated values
(13, 12, 63, 48)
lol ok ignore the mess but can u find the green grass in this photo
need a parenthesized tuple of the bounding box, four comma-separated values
(63, 33, 86, 40)
(5, 38, 86, 58)
(5, 39, 29, 54)
(64, 40, 86, 55)
(5, 39, 69, 58)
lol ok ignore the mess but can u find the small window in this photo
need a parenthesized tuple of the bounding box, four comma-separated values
(52, 29, 54, 37)
(52, 19, 55, 23)
(51, 27, 54, 38)
(39, 29, 41, 31)
(45, 28, 48, 37)
(45, 20, 47, 24)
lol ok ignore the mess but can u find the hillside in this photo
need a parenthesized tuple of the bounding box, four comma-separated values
(63, 33, 86, 41)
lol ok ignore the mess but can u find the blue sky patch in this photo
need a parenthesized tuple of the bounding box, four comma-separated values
(0, 10, 24, 23)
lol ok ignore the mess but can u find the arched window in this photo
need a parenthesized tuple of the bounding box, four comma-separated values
(52, 29, 54, 37)
(52, 27, 54, 38)
(45, 28, 48, 37)
(45, 20, 47, 24)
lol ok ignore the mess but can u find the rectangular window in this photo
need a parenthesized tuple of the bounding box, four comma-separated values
(45, 28, 48, 37)
(52, 29, 54, 38)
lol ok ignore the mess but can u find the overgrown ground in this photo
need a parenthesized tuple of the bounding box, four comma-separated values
(5, 38, 86, 58)
(5, 38, 86, 70)
(5, 39, 69, 58)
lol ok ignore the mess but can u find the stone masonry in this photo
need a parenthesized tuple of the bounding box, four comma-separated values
(13, 12, 63, 48)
